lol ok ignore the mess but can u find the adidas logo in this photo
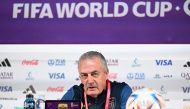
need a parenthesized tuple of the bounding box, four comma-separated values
(184, 61, 190, 67)
(0, 58, 11, 67)
(23, 85, 36, 94)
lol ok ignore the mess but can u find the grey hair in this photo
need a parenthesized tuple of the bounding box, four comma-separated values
(78, 51, 109, 72)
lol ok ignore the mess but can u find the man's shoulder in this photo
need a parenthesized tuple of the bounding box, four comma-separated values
(111, 81, 130, 88)
(62, 84, 84, 100)
(109, 81, 132, 109)
(110, 81, 132, 93)
(71, 84, 84, 91)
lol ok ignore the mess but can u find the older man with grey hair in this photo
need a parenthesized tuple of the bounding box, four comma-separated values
(62, 51, 132, 109)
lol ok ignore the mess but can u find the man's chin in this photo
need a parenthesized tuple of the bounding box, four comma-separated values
(87, 91, 99, 98)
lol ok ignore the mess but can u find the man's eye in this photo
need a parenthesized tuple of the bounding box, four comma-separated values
(91, 73, 99, 77)
(80, 74, 87, 79)
(81, 74, 87, 77)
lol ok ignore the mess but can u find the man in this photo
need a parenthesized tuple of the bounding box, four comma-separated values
(62, 51, 132, 109)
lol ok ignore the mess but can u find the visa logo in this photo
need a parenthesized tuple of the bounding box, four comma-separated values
(156, 59, 172, 66)
(0, 86, 12, 92)
(49, 73, 65, 79)
(182, 87, 190, 93)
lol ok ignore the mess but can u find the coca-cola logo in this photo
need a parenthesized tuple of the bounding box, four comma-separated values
(108, 73, 118, 79)
(47, 87, 64, 92)
(22, 59, 39, 65)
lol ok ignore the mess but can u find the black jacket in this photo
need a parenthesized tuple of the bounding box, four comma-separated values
(62, 81, 132, 109)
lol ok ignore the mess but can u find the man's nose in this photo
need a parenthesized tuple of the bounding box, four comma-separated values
(87, 74, 94, 83)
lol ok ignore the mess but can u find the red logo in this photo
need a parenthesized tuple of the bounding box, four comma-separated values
(22, 59, 39, 65)
(108, 73, 118, 80)
(47, 87, 64, 92)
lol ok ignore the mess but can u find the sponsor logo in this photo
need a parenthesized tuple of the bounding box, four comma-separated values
(131, 85, 145, 91)
(182, 87, 190, 93)
(155, 59, 172, 66)
(58, 102, 80, 108)
(23, 85, 36, 94)
(153, 74, 161, 79)
(164, 99, 170, 102)
(106, 59, 118, 66)
(47, 86, 64, 92)
(183, 99, 190, 101)
(22, 59, 39, 65)
(160, 85, 167, 94)
(0, 58, 11, 67)
(49, 73, 65, 79)
(25, 72, 34, 81)
(48, 59, 65, 66)
(184, 61, 190, 67)
(131, 58, 141, 67)
(0, 72, 13, 79)
(181, 72, 190, 80)
(108, 73, 117, 80)
(160, 85, 169, 101)
(0, 97, 17, 101)
(163, 74, 173, 78)
(127, 73, 145, 80)
(0, 86, 12, 92)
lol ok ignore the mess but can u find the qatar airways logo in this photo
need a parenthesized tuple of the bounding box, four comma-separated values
(47, 87, 64, 92)
(181, 72, 190, 80)
(131, 85, 145, 91)
(106, 59, 118, 66)
(22, 59, 39, 65)
(0, 72, 13, 79)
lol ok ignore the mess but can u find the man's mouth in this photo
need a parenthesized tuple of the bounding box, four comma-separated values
(87, 86, 96, 90)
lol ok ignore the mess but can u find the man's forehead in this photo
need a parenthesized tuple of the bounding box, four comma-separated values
(80, 70, 98, 74)
(82, 57, 100, 61)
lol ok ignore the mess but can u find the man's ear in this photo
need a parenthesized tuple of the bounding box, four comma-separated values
(106, 71, 109, 79)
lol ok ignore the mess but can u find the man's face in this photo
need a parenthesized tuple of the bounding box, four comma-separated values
(79, 58, 108, 98)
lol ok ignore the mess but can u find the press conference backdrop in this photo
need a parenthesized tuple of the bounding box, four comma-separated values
(0, 44, 189, 109)
(1, 0, 190, 44)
